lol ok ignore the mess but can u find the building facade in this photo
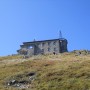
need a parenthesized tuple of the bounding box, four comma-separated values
(17, 38, 68, 56)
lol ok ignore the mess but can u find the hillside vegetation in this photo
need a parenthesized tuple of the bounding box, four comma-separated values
(0, 51, 90, 90)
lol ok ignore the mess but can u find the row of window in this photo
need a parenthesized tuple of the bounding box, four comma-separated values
(42, 41, 56, 47)
(42, 47, 57, 52)
(27, 41, 57, 49)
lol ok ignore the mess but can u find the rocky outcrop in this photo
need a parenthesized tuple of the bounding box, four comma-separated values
(6, 72, 36, 89)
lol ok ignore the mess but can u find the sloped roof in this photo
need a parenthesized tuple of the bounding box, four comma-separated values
(23, 38, 67, 44)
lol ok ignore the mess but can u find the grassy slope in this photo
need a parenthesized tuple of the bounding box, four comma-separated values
(0, 53, 90, 90)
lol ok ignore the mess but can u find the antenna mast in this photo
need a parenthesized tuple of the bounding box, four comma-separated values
(59, 30, 62, 39)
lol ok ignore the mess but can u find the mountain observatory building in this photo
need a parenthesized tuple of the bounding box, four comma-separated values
(17, 36, 68, 56)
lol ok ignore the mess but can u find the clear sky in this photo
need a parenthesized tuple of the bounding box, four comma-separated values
(0, 0, 90, 56)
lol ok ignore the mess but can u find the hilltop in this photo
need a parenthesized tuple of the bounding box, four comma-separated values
(0, 50, 90, 90)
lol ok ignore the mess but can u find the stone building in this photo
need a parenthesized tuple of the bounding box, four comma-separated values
(17, 38, 68, 56)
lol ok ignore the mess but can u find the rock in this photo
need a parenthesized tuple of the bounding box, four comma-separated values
(7, 83, 10, 86)
(19, 80, 28, 84)
(8, 80, 17, 86)
(29, 76, 34, 81)
(16, 84, 20, 87)
(19, 85, 28, 89)
(6, 72, 36, 89)
(12, 80, 16, 83)
(26, 72, 35, 76)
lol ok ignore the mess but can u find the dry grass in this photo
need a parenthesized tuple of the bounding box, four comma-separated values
(0, 52, 90, 90)
(0, 55, 23, 61)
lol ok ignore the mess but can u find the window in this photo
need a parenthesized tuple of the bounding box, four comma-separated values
(48, 48, 50, 52)
(48, 42, 50, 46)
(41, 49, 44, 54)
(42, 43, 45, 47)
(28, 46, 33, 49)
(53, 41, 56, 45)
(42, 49, 44, 52)
(37, 43, 39, 46)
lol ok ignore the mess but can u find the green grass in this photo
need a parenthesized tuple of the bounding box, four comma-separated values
(0, 52, 90, 90)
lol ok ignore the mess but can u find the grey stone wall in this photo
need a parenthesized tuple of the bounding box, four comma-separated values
(35, 40, 60, 54)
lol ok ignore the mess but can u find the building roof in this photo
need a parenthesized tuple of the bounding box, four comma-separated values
(23, 38, 67, 44)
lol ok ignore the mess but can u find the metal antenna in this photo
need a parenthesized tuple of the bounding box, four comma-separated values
(59, 30, 62, 39)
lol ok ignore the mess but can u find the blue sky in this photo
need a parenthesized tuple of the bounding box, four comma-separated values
(0, 0, 90, 56)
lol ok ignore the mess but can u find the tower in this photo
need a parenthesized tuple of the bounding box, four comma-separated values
(59, 30, 62, 39)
